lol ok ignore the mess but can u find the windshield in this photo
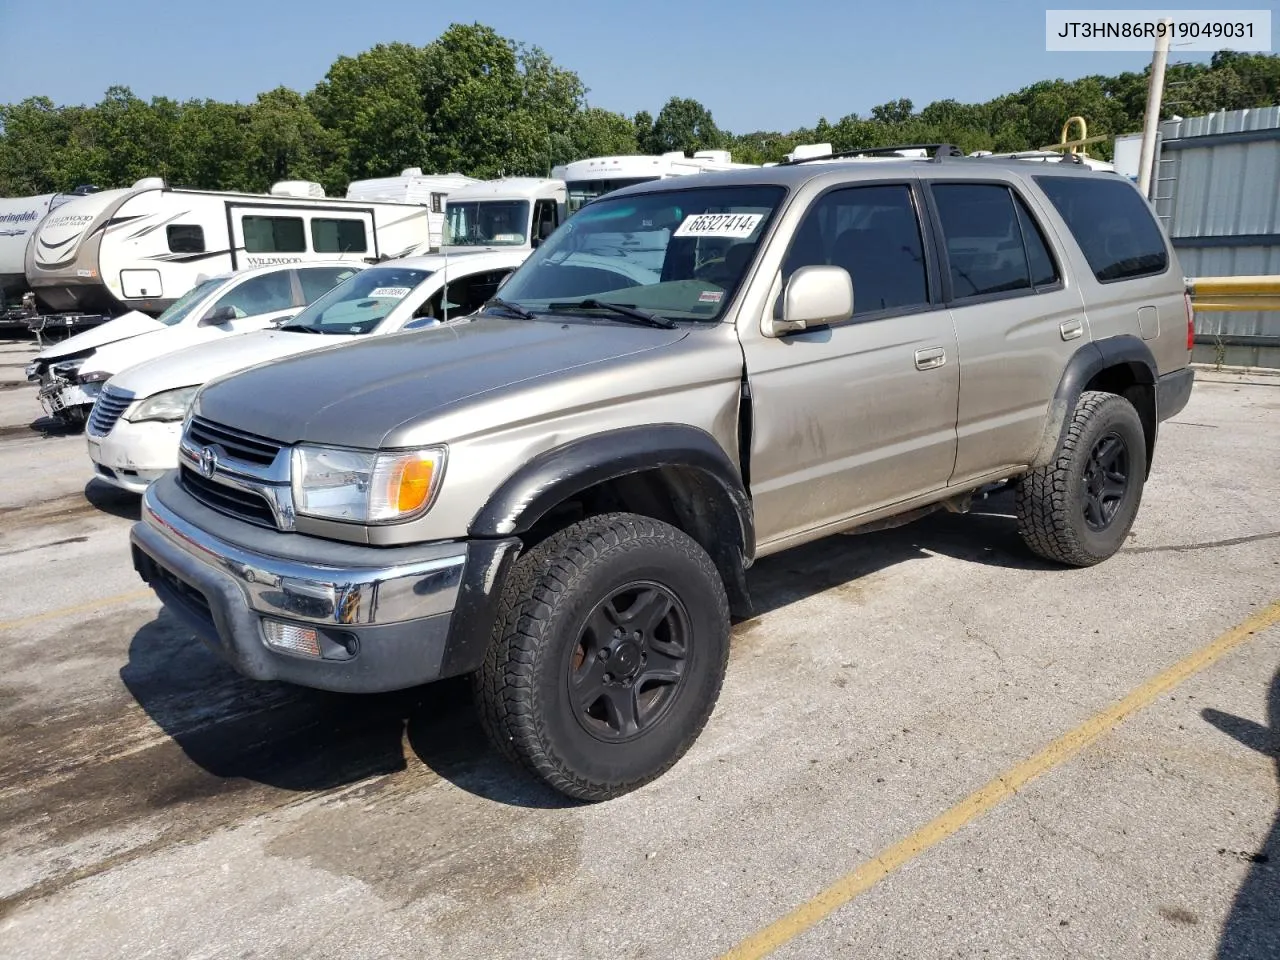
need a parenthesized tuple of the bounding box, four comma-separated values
(492, 184, 786, 323)
(566, 177, 659, 214)
(283, 266, 433, 335)
(156, 278, 226, 327)
(445, 200, 531, 246)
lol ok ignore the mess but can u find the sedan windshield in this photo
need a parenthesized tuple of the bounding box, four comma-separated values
(281, 266, 433, 335)
(492, 184, 785, 323)
(156, 278, 226, 327)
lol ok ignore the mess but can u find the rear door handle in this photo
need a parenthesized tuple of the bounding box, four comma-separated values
(914, 346, 946, 370)
(1060, 318, 1084, 341)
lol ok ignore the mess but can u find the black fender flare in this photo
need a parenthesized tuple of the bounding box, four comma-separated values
(469, 424, 755, 562)
(1032, 334, 1159, 472)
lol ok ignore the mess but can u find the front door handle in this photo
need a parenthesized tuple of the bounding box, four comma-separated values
(1060, 318, 1084, 341)
(914, 346, 946, 370)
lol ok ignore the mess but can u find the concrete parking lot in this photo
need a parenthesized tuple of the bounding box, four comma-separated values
(0, 335, 1277, 960)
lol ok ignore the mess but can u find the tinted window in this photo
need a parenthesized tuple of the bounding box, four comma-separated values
(166, 224, 205, 254)
(1014, 194, 1059, 288)
(311, 218, 368, 254)
(783, 184, 928, 315)
(1033, 175, 1169, 282)
(242, 216, 306, 253)
(933, 184, 1031, 298)
(210, 271, 295, 319)
(298, 266, 361, 303)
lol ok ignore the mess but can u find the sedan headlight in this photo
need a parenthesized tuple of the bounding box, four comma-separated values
(126, 386, 199, 424)
(291, 445, 446, 524)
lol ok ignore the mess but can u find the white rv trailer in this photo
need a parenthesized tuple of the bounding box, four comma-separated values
(344, 168, 481, 250)
(551, 150, 757, 215)
(0, 190, 87, 308)
(441, 177, 567, 254)
(24, 176, 438, 319)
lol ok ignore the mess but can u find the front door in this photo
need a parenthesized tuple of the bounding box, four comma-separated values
(740, 180, 960, 549)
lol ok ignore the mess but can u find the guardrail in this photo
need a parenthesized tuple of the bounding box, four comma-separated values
(1186, 275, 1280, 312)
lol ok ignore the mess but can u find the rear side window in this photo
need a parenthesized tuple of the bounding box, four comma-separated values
(931, 184, 1061, 299)
(311, 218, 368, 254)
(167, 224, 205, 254)
(1033, 176, 1169, 282)
(242, 216, 306, 254)
(783, 184, 929, 316)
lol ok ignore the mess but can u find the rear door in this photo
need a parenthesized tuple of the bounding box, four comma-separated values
(922, 176, 1088, 486)
(740, 179, 960, 548)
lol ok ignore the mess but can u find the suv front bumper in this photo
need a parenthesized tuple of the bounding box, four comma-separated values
(130, 475, 520, 693)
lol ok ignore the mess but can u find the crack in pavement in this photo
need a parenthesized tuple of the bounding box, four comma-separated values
(1122, 531, 1280, 555)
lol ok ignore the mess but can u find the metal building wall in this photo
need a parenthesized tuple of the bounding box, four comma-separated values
(1152, 107, 1280, 368)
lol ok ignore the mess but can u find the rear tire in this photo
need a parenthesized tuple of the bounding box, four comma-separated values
(1015, 390, 1146, 567)
(474, 512, 730, 801)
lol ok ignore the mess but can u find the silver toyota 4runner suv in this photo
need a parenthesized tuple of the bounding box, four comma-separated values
(129, 153, 1194, 800)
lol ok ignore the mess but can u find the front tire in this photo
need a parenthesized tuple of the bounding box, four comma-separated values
(1015, 390, 1147, 567)
(474, 513, 730, 801)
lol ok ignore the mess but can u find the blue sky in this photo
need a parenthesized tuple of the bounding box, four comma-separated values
(0, 0, 1275, 133)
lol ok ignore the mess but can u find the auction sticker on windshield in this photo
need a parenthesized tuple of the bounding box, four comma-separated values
(368, 287, 411, 298)
(673, 213, 763, 239)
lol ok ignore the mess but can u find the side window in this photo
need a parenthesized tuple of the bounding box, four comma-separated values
(298, 267, 359, 303)
(167, 224, 205, 254)
(782, 184, 929, 316)
(210, 271, 295, 319)
(311, 218, 368, 254)
(1033, 175, 1169, 282)
(242, 216, 306, 254)
(932, 184, 1031, 299)
(431, 193, 445, 214)
(418, 269, 510, 321)
(1013, 193, 1060, 288)
(533, 199, 558, 240)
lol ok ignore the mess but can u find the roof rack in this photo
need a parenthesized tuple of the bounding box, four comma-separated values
(778, 143, 965, 166)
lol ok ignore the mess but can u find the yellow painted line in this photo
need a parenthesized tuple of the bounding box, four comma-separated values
(0, 588, 154, 632)
(720, 599, 1280, 960)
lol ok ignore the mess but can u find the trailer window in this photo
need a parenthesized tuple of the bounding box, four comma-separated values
(166, 224, 205, 254)
(242, 216, 306, 254)
(311, 218, 368, 254)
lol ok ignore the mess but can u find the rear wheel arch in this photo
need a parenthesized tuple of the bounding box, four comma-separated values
(1034, 335, 1159, 476)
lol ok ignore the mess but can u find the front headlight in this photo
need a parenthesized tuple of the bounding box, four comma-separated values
(126, 386, 199, 424)
(78, 370, 111, 384)
(291, 444, 446, 524)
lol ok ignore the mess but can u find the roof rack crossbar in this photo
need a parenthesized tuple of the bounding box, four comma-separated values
(779, 143, 963, 166)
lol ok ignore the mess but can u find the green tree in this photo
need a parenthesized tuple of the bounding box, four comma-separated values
(649, 97, 724, 155)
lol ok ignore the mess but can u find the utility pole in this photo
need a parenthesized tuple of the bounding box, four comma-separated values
(1137, 17, 1173, 198)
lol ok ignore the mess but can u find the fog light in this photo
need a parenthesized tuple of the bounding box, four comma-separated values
(262, 619, 322, 658)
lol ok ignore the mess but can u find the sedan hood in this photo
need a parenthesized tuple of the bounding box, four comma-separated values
(195, 317, 690, 448)
(36, 311, 164, 361)
(109, 328, 358, 400)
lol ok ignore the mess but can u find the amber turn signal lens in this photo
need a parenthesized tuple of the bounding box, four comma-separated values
(388, 457, 435, 514)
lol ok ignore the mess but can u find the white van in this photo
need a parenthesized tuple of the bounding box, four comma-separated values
(86, 249, 530, 492)
(29, 261, 363, 424)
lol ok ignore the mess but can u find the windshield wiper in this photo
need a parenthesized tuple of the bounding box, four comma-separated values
(276, 323, 323, 333)
(484, 297, 538, 320)
(547, 299, 676, 330)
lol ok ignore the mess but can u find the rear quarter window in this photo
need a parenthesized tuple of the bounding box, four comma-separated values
(1032, 175, 1169, 283)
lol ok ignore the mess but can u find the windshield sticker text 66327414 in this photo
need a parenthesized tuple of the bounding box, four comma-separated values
(673, 213, 763, 239)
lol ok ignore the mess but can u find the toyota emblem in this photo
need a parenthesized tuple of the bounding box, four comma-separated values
(199, 446, 218, 479)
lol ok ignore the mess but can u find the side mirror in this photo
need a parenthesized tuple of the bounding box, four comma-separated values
(764, 265, 854, 337)
(531, 235, 542, 249)
(200, 304, 238, 326)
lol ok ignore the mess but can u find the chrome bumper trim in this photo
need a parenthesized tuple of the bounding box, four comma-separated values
(140, 484, 465, 626)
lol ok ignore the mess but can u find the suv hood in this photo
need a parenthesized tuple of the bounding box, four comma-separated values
(109, 328, 356, 400)
(195, 317, 691, 448)
(36, 311, 164, 361)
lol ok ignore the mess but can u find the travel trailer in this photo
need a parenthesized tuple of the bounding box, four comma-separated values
(552, 150, 757, 214)
(344, 168, 482, 250)
(23, 176, 440, 321)
(1, 189, 97, 333)
(441, 178, 567, 254)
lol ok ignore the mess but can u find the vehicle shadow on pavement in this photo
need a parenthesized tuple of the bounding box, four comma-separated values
(84, 479, 142, 521)
(1203, 668, 1279, 960)
(121, 610, 575, 808)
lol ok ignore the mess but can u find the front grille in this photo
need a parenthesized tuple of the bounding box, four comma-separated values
(180, 465, 278, 528)
(187, 416, 282, 467)
(87, 386, 134, 436)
